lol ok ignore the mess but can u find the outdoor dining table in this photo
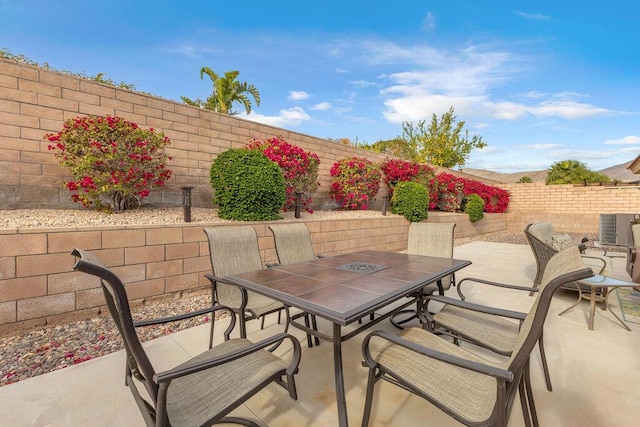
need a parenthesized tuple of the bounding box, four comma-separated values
(223, 249, 472, 426)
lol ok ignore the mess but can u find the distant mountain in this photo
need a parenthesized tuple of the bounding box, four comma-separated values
(461, 161, 638, 184)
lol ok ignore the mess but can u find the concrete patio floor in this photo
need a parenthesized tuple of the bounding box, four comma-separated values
(1, 241, 639, 426)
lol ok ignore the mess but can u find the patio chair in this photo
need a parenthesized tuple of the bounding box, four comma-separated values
(204, 226, 285, 343)
(389, 222, 456, 329)
(424, 275, 554, 392)
(361, 246, 593, 427)
(71, 248, 301, 427)
(525, 221, 612, 290)
(268, 222, 322, 347)
(626, 222, 640, 284)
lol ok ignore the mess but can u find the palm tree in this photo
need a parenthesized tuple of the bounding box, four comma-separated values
(181, 66, 260, 115)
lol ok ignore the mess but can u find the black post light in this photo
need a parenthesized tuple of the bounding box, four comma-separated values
(382, 196, 388, 216)
(181, 186, 193, 222)
(295, 192, 303, 219)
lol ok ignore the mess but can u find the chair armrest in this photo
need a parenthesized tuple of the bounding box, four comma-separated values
(423, 295, 527, 321)
(135, 305, 238, 341)
(456, 277, 538, 300)
(362, 329, 513, 381)
(155, 332, 302, 383)
(580, 254, 608, 275)
(134, 305, 234, 327)
(204, 273, 250, 310)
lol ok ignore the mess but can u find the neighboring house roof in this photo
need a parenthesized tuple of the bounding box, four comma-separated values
(629, 154, 640, 174)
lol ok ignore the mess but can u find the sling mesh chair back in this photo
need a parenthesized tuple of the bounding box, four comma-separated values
(71, 248, 301, 427)
(268, 223, 318, 265)
(361, 246, 593, 427)
(204, 226, 285, 341)
(525, 221, 612, 289)
(390, 222, 456, 328)
(424, 264, 563, 392)
(268, 222, 322, 347)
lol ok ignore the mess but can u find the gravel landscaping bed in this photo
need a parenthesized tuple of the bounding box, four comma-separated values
(0, 208, 609, 387)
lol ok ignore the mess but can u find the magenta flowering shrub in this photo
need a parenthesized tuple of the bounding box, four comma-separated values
(46, 115, 172, 211)
(435, 172, 510, 213)
(246, 136, 320, 213)
(330, 157, 381, 210)
(380, 158, 436, 200)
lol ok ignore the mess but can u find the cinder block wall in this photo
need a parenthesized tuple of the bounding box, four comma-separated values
(0, 58, 394, 210)
(0, 213, 505, 335)
(503, 183, 640, 234)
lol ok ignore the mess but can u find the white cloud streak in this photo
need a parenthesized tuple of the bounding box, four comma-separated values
(245, 107, 311, 127)
(288, 91, 310, 101)
(605, 135, 640, 145)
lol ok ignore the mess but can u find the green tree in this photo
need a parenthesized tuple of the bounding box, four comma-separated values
(545, 160, 610, 185)
(400, 106, 486, 168)
(181, 66, 260, 115)
(359, 138, 416, 161)
(516, 176, 533, 183)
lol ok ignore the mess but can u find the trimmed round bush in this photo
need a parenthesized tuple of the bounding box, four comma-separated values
(464, 193, 485, 222)
(209, 149, 285, 221)
(390, 181, 429, 222)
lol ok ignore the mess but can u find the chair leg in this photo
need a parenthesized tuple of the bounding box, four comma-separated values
(537, 331, 553, 392)
(311, 315, 320, 346)
(239, 314, 247, 339)
(518, 376, 532, 427)
(524, 360, 539, 427)
(209, 314, 216, 348)
(389, 309, 418, 329)
(303, 314, 313, 348)
(361, 368, 377, 427)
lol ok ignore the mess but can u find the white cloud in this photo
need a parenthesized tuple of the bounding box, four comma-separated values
(514, 11, 553, 21)
(422, 12, 436, 31)
(548, 148, 620, 161)
(605, 135, 640, 145)
(484, 99, 612, 120)
(621, 146, 640, 153)
(350, 80, 382, 89)
(521, 91, 547, 99)
(288, 91, 310, 101)
(382, 93, 483, 123)
(310, 102, 331, 111)
(245, 107, 311, 127)
(163, 45, 212, 59)
(521, 143, 564, 149)
(476, 145, 499, 154)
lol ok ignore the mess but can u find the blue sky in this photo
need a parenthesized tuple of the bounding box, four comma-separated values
(2, 1, 639, 172)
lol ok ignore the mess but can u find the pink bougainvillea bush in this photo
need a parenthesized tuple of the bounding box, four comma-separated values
(330, 157, 381, 210)
(380, 158, 436, 198)
(246, 136, 320, 213)
(435, 172, 510, 213)
(46, 115, 172, 211)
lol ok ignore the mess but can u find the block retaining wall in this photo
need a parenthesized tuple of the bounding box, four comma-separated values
(0, 212, 505, 334)
(503, 183, 640, 234)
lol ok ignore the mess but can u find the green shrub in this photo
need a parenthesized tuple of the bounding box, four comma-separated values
(209, 149, 285, 221)
(464, 194, 485, 222)
(390, 181, 429, 222)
